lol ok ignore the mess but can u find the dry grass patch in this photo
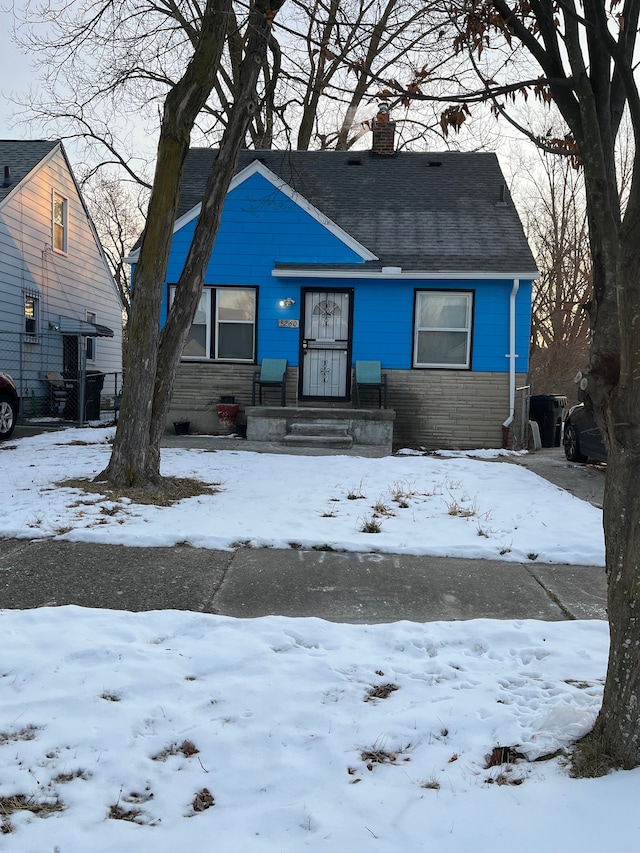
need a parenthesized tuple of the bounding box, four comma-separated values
(0, 793, 64, 832)
(100, 691, 122, 702)
(484, 745, 525, 768)
(108, 803, 146, 824)
(0, 725, 40, 745)
(485, 769, 525, 786)
(364, 683, 399, 702)
(108, 786, 157, 825)
(360, 743, 412, 770)
(54, 440, 95, 447)
(59, 476, 221, 507)
(151, 739, 199, 761)
(52, 769, 90, 784)
(570, 728, 628, 778)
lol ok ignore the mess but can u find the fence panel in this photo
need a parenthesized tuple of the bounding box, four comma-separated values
(0, 330, 122, 425)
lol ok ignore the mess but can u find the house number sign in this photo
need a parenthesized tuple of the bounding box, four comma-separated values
(278, 319, 299, 328)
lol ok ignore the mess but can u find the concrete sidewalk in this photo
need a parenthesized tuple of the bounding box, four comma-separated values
(0, 538, 607, 622)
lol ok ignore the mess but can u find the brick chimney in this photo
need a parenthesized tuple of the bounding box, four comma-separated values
(371, 103, 396, 155)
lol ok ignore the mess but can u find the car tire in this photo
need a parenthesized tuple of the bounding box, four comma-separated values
(564, 423, 588, 463)
(0, 393, 17, 440)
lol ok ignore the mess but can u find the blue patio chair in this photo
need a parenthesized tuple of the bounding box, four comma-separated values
(353, 361, 387, 409)
(252, 359, 288, 406)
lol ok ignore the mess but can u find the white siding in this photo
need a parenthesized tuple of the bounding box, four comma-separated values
(0, 145, 123, 376)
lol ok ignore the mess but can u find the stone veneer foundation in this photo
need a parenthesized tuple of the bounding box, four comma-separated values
(166, 362, 528, 450)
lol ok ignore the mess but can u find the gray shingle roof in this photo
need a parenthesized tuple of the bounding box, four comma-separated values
(0, 140, 59, 205)
(179, 148, 538, 275)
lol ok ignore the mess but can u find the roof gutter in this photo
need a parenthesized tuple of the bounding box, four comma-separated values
(502, 278, 520, 433)
(272, 268, 540, 280)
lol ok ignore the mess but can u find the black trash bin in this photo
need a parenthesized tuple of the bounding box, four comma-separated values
(529, 394, 567, 447)
(62, 370, 105, 421)
(84, 371, 105, 420)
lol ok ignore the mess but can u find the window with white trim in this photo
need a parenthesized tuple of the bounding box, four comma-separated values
(170, 286, 256, 361)
(414, 291, 472, 368)
(86, 311, 97, 361)
(52, 192, 68, 252)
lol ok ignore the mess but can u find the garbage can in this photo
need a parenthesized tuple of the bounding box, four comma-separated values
(61, 371, 105, 421)
(84, 371, 105, 420)
(529, 394, 567, 447)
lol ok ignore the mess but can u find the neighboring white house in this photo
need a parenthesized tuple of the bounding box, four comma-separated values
(0, 140, 123, 419)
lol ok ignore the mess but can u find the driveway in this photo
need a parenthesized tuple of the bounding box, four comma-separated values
(504, 447, 605, 508)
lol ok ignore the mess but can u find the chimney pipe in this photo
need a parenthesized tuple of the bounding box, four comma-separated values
(371, 103, 396, 156)
(2, 166, 11, 188)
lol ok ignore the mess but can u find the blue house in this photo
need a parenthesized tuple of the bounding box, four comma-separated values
(128, 118, 537, 450)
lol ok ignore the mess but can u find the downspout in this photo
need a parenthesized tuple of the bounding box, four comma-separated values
(502, 278, 520, 445)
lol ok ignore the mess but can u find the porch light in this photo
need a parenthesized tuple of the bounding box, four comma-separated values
(279, 297, 296, 308)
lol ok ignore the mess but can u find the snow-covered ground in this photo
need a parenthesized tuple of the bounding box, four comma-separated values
(1, 427, 632, 853)
(1, 427, 604, 565)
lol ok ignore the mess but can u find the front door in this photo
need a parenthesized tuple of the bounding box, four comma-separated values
(300, 290, 352, 399)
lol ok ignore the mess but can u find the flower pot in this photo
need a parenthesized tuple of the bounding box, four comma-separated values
(216, 403, 239, 432)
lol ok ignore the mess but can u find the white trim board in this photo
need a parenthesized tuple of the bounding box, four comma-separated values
(271, 268, 540, 280)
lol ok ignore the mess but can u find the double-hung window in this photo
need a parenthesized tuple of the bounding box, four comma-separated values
(414, 290, 473, 368)
(170, 286, 256, 361)
(52, 192, 68, 253)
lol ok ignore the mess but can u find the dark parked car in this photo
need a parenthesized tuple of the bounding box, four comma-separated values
(0, 372, 19, 440)
(563, 403, 607, 463)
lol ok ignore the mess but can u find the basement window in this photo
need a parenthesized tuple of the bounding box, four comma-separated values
(24, 291, 40, 341)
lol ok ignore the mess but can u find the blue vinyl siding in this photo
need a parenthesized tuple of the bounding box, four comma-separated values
(162, 172, 532, 373)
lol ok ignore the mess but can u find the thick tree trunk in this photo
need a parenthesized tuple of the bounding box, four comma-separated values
(589, 218, 640, 767)
(574, 164, 640, 766)
(462, 0, 640, 776)
(595, 441, 640, 766)
(97, 0, 232, 487)
(149, 1, 274, 465)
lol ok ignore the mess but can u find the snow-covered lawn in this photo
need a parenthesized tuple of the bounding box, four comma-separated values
(0, 427, 604, 565)
(0, 428, 631, 853)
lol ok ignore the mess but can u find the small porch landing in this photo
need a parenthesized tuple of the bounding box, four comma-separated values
(246, 406, 395, 455)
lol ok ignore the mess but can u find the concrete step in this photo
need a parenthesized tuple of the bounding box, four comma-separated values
(282, 433, 353, 449)
(288, 421, 350, 437)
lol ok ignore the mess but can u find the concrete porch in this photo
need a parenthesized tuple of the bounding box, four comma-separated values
(246, 406, 395, 455)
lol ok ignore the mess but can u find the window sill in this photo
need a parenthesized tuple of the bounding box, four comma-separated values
(413, 364, 470, 370)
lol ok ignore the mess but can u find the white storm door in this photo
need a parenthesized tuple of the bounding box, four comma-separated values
(301, 291, 350, 397)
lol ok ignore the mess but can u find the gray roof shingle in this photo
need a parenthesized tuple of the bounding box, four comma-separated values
(0, 140, 59, 205)
(178, 148, 538, 275)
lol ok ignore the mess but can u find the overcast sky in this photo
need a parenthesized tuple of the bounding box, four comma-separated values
(0, 11, 40, 138)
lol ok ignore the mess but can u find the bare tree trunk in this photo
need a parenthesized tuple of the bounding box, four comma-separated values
(440, 0, 640, 770)
(597, 440, 640, 766)
(99, 0, 232, 487)
(148, 0, 274, 467)
(586, 207, 640, 767)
